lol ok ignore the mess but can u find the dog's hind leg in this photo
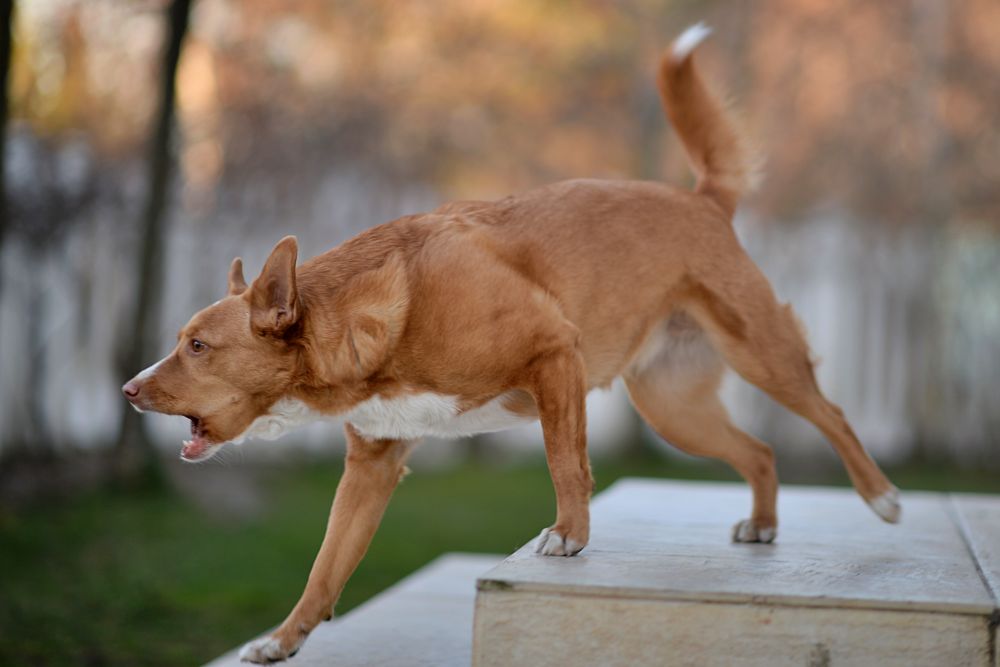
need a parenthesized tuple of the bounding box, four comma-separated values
(239, 425, 414, 663)
(625, 322, 778, 542)
(680, 258, 900, 523)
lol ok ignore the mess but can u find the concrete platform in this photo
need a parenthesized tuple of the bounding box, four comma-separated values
(474, 479, 1000, 667)
(206, 553, 502, 667)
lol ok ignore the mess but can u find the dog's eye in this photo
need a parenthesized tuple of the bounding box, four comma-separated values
(190, 339, 207, 354)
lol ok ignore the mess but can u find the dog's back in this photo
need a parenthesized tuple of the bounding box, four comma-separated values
(405, 23, 759, 386)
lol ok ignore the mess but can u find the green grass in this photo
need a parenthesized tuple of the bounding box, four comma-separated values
(0, 454, 997, 666)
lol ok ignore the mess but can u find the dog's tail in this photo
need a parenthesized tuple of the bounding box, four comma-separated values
(658, 23, 759, 216)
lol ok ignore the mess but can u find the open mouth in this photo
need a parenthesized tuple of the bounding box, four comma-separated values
(181, 416, 216, 462)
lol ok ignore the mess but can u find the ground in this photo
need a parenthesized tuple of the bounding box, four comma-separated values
(1, 453, 997, 666)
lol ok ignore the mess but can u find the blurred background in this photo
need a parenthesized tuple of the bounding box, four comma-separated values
(0, 0, 998, 664)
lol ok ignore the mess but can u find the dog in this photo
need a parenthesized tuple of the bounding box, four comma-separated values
(122, 24, 901, 663)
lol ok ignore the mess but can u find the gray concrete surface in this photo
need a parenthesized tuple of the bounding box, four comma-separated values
(474, 479, 1000, 666)
(206, 553, 502, 667)
(206, 480, 1000, 667)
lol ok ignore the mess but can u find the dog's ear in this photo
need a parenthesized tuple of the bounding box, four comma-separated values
(227, 257, 248, 296)
(249, 236, 299, 337)
(328, 253, 409, 381)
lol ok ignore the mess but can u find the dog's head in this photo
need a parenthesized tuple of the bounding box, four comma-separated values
(122, 236, 304, 461)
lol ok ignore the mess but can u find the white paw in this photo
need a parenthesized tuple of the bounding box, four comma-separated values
(534, 527, 585, 556)
(239, 636, 298, 663)
(732, 519, 776, 544)
(868, 487, 901, 524)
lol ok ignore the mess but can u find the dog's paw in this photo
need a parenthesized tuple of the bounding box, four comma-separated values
(239, 635, 299, 663)
(534, 527, 585, 556)
(868, 486, 901, 524)
(732, 519, 776, 544)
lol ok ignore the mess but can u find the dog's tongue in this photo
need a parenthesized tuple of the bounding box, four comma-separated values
(181, 435, 210, 461)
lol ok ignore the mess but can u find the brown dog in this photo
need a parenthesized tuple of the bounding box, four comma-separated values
(122, 24, 900, 663)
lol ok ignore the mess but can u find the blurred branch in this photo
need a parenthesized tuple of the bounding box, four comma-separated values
(114, 0, 193, 484)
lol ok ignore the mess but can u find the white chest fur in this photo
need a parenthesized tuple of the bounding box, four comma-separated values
(236, 392, 533, 444)
(345, 392, 533, 441)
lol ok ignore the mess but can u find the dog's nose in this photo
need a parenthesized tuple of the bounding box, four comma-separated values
(122, 381, 141, 399)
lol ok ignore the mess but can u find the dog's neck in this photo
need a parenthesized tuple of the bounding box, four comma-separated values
(278, 245, 414, 416)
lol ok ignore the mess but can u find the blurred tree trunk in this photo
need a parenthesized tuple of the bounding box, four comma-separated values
(114, 0, 193, 484)
(0, 1, 13, 342)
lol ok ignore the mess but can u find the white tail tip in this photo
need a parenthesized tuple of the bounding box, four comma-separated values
(673, 22, 712, 61)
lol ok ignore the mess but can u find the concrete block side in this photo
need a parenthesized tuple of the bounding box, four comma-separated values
(473, 590, 992, 667)
(990, 623, 1000, 667)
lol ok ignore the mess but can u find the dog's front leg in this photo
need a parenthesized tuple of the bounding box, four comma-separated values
(531, 348, 594, 557)
(239, 425, 413, 663)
